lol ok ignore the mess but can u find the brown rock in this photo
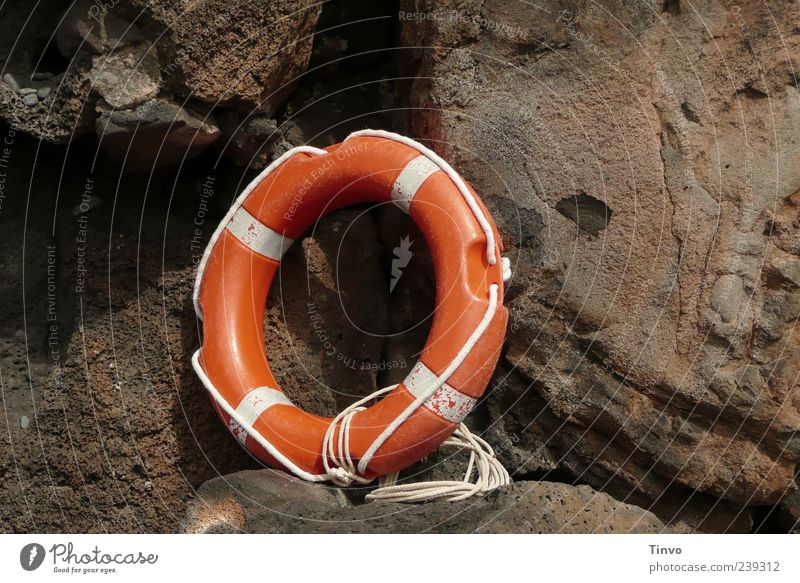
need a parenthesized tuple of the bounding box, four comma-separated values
(116, 0, 322, 114)
(399, 0, 800, 509)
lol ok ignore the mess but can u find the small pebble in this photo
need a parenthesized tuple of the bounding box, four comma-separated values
(2, 73, 19, 92)
(22, 93, 38, 107)
(18, 87, 36, 95)
(37, 86, 51, 99)
(31, 71, 53, 81)
(20, 416, 30, 429)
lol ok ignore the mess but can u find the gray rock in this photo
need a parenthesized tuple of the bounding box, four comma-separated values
(19, 416, 30, 430)
(2, 73, 19, 92)
(18, 88, 36, 96)
(36, 86, 51, 100)
(22, 94, 38, 107)
(90, 44, 161, 109)
(96, 99, 220, 171)
(180, 469, 670, 534)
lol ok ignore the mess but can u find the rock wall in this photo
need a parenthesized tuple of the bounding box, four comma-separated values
(0, 0, 797, 533)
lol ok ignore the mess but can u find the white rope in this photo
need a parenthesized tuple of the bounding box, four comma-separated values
(365, 423, 511, 503)
(322, 384, 397, 486)
(345, 129, 499, 266)
(356, 283, 500, 475)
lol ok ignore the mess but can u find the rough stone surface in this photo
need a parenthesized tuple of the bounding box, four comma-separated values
(115, 0, 322, 113)
(56, 0, 144, 56)
(96, 99, 220, 170)
(215, 112, 305, 169)
(0, 1, 96, 142)
(2, 0, 322, 147)
(399, 0, 800, 519)
(180, 469, 670, 534)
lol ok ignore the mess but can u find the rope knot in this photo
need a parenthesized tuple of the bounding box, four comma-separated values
(327, 466, 356, 486)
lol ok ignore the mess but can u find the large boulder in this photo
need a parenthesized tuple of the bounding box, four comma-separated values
(95, 99, 221, 170)
(180, 469, 670, 533)
(399, 0, 800, 514)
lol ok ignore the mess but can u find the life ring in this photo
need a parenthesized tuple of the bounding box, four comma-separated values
(192, 130, 509, 484)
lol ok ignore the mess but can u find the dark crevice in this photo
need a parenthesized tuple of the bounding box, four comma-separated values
(513, 467, 587, 486)
(737, 85, 769, 99)
(680, 100, 701, 124)
(751, 504, 792, 533)
(32, 36, 70, 79)
(663, 0, 681, 15)
(555, 193, 612, 236)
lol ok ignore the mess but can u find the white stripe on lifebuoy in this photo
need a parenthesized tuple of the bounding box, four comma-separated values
(227, 207, 294, 261)
(403, 361, 477, 423)
(235, 387, 295, 426)
(391, 155, 440, 213)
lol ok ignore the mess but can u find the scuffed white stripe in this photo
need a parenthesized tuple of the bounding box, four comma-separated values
(391, 155, 440, 213)
(235, 387, 294, 426)
(226, 207, 294, 261)
(193, 145, 327, 320)
(228, 418, 249, 446)
(403, 361, 476, 423)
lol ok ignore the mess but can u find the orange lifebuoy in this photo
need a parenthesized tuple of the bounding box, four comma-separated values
(192, 130, 509, 484)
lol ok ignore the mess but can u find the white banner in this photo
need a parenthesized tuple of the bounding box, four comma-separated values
(0, 534, 796, 582)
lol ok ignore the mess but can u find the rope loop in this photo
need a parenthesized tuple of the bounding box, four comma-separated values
(365, 423, 511, 503)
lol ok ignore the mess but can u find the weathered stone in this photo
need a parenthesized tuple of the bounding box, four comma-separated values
(399, 0, 800, 510)
(90, 44, 161, 109)
(180, 469, 670, 533)
(116, 0, 322, 114)
(96, 99, 220, 170)
(3, 0, 320, 148)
